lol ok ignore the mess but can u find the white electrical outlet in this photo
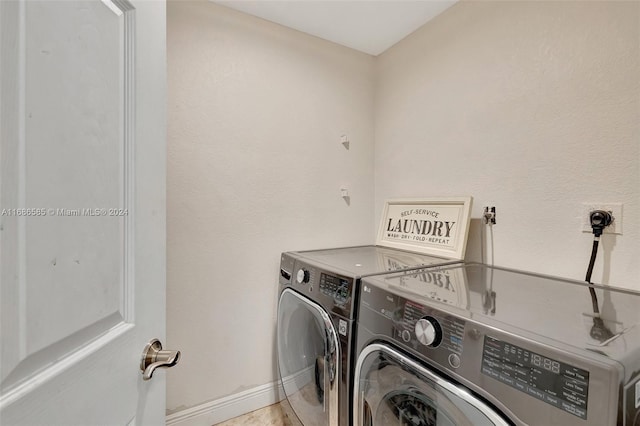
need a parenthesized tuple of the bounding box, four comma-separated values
(581, 203, 623, 235)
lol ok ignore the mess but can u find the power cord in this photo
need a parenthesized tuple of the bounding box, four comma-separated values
(585, 210, 614, 342)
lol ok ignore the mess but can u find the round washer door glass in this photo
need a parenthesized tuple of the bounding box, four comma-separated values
(277, 288, 339, 426)
(354, 343, 509, 426)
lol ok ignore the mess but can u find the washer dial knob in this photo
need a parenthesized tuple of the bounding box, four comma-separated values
(414, 316, 443, 347)
(296, 269, 310, 284)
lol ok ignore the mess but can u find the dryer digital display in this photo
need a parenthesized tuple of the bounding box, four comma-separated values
(481, 336, 589, 420)
(320, 273, 351, 304)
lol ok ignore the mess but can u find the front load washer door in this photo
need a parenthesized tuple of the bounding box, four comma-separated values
(277, 288, 339, 426)
(353, 343, 509, 426)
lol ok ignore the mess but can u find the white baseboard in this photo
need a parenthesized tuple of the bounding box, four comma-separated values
(165, 369, 312, 426)
(166, 381, 285, 426)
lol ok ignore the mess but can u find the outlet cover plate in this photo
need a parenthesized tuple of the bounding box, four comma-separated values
(581, 203, 623, 235)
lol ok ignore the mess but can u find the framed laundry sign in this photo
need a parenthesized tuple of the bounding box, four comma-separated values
(376, 197, 473, 260)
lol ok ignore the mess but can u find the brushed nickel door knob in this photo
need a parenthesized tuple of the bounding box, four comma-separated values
(140, 339, 181, 380)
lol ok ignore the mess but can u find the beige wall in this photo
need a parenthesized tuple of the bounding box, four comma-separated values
(375, 1, 639, 290)
(167, 0, 375, 416)
(167, 0, 639, 421)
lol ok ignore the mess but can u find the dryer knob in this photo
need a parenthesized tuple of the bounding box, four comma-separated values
(296, 269, 310, 284)
(415, 316, 442, 347)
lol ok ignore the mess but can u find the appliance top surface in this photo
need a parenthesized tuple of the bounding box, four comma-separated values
(363, 263, 640, 365)
(290, 245, 457, 278)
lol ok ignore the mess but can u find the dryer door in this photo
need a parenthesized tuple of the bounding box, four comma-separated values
(277, 288, 339, 426)
(353, 343, 509, 426)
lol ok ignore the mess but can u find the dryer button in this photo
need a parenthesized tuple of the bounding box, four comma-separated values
(448, 353, 461, 369)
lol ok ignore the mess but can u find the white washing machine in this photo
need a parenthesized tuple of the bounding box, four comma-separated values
(353, 263, 640, 426)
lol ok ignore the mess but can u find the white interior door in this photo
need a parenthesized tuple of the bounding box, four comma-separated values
(0, 0, 167, 424)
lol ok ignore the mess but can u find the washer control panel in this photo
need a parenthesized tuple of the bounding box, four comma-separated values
(401, 299, 466, 369)
(482, 335, 590, 420)
(360, 282, 466, 370)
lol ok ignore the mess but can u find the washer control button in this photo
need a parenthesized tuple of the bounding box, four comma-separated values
(448, 353, 461, 369)
(401, 330, 411, 342)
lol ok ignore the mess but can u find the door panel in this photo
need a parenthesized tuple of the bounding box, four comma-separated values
(0, 0, 166, 424)
(277, 288, 339, 426)
(3, 0, 132, 389)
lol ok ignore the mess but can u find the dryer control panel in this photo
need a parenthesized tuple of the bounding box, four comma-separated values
(280, 254, 355, 319)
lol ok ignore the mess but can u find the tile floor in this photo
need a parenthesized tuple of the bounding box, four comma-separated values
(214, 402, 300, 426)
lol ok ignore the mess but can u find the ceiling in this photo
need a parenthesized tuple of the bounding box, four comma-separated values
(212, 1, 458, 56)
